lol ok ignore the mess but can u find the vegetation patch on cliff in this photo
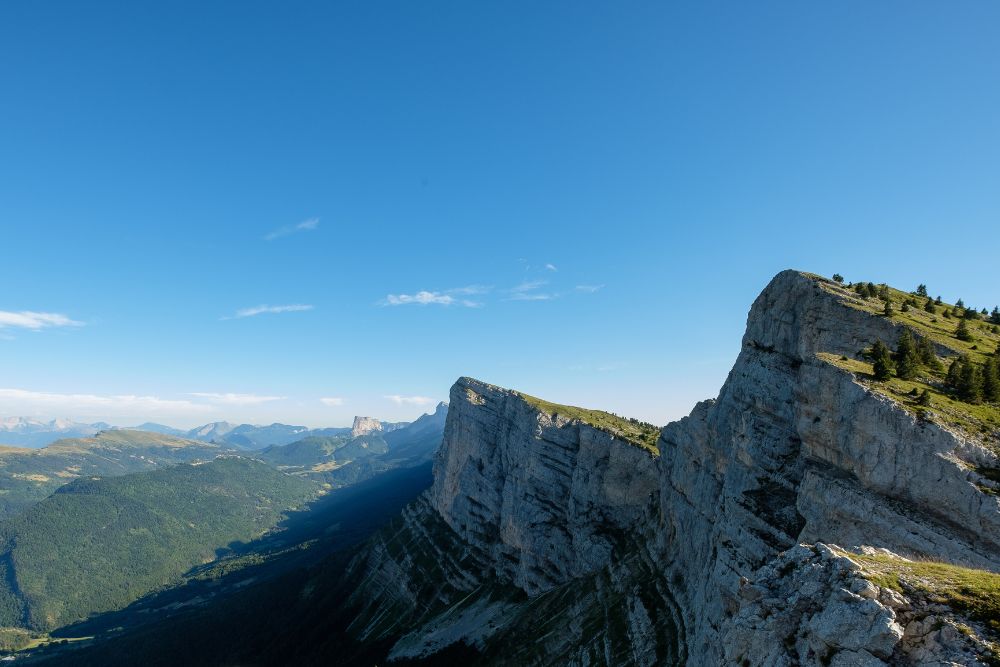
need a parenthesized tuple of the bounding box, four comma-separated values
(818, 353, 1000, 446)
(515, 393, 661, 455)
(852, 552, 1000, 646)
(819, 279, 1000, 365)
(813, 275, 1000, 450)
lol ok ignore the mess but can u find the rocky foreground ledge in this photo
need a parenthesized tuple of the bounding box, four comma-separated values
(340, 270, 1000, 666)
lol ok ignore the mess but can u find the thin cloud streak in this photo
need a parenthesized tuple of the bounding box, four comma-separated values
(0, 311, 83, 330)
(263, 217, 320, 241)
(384, 394, 436, 406)
(382, 285, 489, 308)
(505, 280, 557, 301)
(224, 304, 314, 319)
(575, 284, 605, 293)
(0, 387, 210, 416)
(188, 392, 285, 406)
(320, 397, 345, 406)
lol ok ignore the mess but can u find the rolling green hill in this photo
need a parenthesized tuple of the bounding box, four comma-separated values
(0, 431, 232, 520)
(0, 457, 317, 631)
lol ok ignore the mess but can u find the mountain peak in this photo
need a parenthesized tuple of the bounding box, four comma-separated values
(351, 416, 383, 437)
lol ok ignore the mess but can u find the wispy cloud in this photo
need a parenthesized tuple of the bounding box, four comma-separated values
(263, 217, 320, 241)
(188, 392, 285, 406)
(0, 388, 210, 416)
(320, 397, 345, 407)
(506, 280, 557, 301)
(545, 263, 558, 272)
(0, 311, 83, 330)
(224, 304, 314, 320)
(575, 284, 605, 293)
(382, 285, 489, 308)
(384, 394, 436, 406)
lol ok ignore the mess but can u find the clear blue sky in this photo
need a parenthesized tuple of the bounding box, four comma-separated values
(2, 1, 999, 428)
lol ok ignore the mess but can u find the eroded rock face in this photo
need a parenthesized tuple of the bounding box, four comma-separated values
(343, 271, 1000, 665)
(658, 271, 1000, 664)
(429, 378, 659, 595)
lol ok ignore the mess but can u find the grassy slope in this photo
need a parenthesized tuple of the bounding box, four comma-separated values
(0, 431, 229, 520)
(815, 280, 1000, 448)
(516, 392, 661, 455)
(845, 550, 1000, 661)
(0, 457, 317, 632)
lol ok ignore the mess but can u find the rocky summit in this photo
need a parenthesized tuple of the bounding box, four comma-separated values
(351, 416, 384, 437)
(337, 270, 1000, 666)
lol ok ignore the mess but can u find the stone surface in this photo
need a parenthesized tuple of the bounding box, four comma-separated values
(340, 271, 1000, 665)
(351, 416, 383, 437)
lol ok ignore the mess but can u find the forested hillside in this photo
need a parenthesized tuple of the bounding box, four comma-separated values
(0, 431, 231, 520)
(0, 457, 316, 631)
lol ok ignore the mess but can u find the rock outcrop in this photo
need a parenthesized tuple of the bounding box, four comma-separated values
(657, 270, 1000, 664)
(352, 416, 383, 437)
(341, 270, 1000, 665)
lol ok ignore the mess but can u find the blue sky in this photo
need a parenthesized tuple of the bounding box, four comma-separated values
(2, 2, 999, 428)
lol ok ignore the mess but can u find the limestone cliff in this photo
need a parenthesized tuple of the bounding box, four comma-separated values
(352, 416, 383, 437)
(658, 270, 1000, 665)
(341, 270, 1000, 666)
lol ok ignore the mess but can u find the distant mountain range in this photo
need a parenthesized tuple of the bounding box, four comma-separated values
(0, 416, 420, 450)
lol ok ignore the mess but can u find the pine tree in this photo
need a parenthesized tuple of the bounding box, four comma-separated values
(916, 337, 943, 372)
(956, 319, 974, 342)
(916, 284, 928, 297)
(901, 302, 910, 313)
(958, 361, 984, 404)
(883, 299, 893, 317)
(917, 389, 932, 407)
(832, 273, 844, 283)
(894, 329, 920, 380)
(946, 357, 964, 391)
(871, 340, 894, 381)
(957, 298, 965, 309)
(984, 355, 1000, 403)
(964, 307, 979, 320)
(924, 298, 936, 314)
(879, 285, 891, 301)
(991, 307, 1000, 325)
(935, 295, 943, 305)
(865, 283, 879, 299)
(943, 309, 952, 319)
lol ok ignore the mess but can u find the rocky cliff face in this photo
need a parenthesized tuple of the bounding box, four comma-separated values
(342, 270, 1000, 666)
(658, 270, 1000, 665)
(352, 416, 383, 437)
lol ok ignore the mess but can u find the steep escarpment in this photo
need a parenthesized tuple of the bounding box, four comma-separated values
(341, 378, 675, 663)
(334, 273, 1000, 665)
(658, 270, 1000, 665)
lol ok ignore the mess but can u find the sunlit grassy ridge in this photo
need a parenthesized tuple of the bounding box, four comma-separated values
(819, 353, 1000, 443)
(819, 280, 1000, 364)
(516, 392, 661, 455)
(814, 278, 1000, 450)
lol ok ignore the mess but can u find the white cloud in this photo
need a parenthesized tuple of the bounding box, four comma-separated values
(320, 397, 345, 407)
(0, 388, 210, 417)
(506, 280, 556, 301)
(382, 285, 488, 308)
(575, 284, 605, 293)
(225, 304, 314, 319)
(384, 394, 436, 406)
(188, 392, 285, 406)
(0, 311, 83, 330)
(545, 263, 558, 272)
(385, 291, 455, 306)
(263, 217, 320, 241)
